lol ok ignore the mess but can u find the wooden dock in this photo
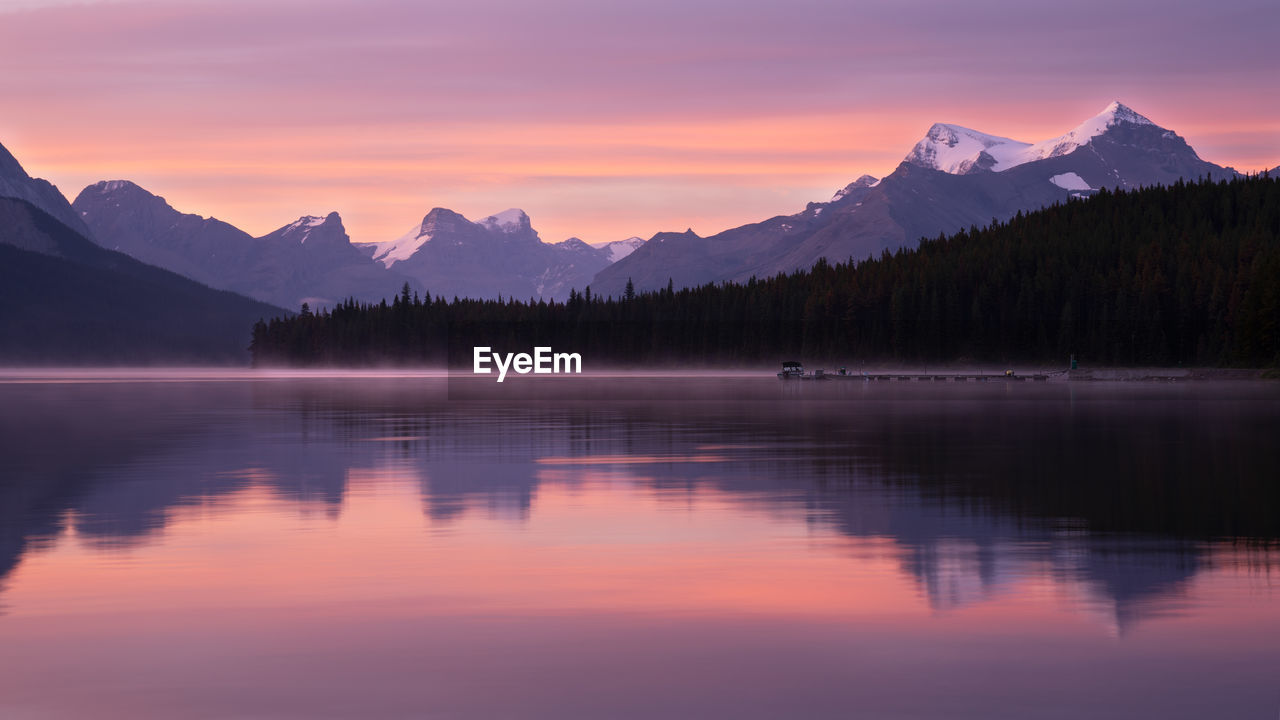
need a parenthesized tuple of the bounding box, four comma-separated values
(782, 372, 1052, 382)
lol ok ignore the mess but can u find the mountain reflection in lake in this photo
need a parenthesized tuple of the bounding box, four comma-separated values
(0, 373, 1276, 719)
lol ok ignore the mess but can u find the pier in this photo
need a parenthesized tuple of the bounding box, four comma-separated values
(782, 372, 1052, 382)
(777, 361, 1070, 382)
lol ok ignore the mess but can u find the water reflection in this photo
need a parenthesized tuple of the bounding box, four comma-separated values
(0, 375, 1277, 717)
(2, 378, 1274, 617)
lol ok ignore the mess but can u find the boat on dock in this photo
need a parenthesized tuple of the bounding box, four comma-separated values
(777, 362, 829, 380)
(777, 361, 808, 379)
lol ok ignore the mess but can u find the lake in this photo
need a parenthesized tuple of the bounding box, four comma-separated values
(0, 372, 1277, 719)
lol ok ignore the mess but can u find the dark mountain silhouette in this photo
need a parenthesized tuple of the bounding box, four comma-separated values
(0, 141, 93, 237)
(0, 140, 286, 363)
(0, 197, 284, 363)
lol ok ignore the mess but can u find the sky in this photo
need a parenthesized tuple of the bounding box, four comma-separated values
(1, 0, 1276, 245)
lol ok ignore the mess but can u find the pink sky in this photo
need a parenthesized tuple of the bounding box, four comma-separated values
(2, 0, 1276, 245)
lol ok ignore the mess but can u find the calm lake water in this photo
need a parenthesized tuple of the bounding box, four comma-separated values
(0, 372, 1277, 719)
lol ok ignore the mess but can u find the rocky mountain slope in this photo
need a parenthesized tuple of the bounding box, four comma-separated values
(592, 102, 1238, 296)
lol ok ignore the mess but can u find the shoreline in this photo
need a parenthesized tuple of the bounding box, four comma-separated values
(0, 365, 1273, 383)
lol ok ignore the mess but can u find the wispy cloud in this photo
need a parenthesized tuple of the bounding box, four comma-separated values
(2, 0, 1276, 243)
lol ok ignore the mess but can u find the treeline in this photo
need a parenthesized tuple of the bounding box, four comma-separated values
(251, 176, 1280, 367)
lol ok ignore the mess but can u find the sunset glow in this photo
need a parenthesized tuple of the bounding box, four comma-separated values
(2, 0, 1276, 245)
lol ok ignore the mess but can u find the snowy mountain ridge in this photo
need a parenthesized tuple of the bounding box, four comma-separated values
(367, 223, 433, 268)
(592, 100, 1242, 297)
(477, 208, 531, 233)
(905, 101, 1157, 175)
(831, 175, 881, 201)
(362, 207, 536, 268)
(279, 214, 337, 244)
(591, 237, 646, 264)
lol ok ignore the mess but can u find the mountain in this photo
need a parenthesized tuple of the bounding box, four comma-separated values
(0, 142, 287, 363)
(74, 182, 419, 310)
(0, 197, 284, 363)
(592, 102, 1241, 296)
(592, 237, 646, 264)
(76, 183, 618, 304)
(72, 180, 257, 288)
(356, 208, 612, 301)
(904, 102, 1162, 175)
(252, 175, 1280, 369)
(0, 142, 94, 237)
(239, 212, 420, 310)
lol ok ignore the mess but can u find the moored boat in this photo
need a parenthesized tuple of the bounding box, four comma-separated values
(777, 361, 804, 379)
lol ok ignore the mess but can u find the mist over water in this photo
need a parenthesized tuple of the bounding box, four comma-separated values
(0, 372, 1277, 719)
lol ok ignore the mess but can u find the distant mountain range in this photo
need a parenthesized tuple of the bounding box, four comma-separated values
(0, 152, 283, 363)
(58, 101, 1280, 306)
(251, 174, 1280, 369)
(591, 102, 1247, 296)
(5, 101, 1276, 333)
(74, 185, 643, 308)
(73, 181, 423, 311)
(354, 206, 612, 302)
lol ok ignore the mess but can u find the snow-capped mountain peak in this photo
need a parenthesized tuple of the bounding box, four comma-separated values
(477, 208, 530, 233)
(360, 207, 540, 268)
(287, 215, 328, 231)
(80, 180, 157, 207)
(1022, 101, 1158, 163)
(830, 174, 881, 201)
(88, 179, 142, 195)
(557, 237, 592, 250)
(905, 124, 1032, 175)
(592, 236, 646, 263)
(1094, 101, 1154, 129)
(366, 222, 432, 268)
(279, 212, 339, 244)
(905, 102, 1163, 176)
